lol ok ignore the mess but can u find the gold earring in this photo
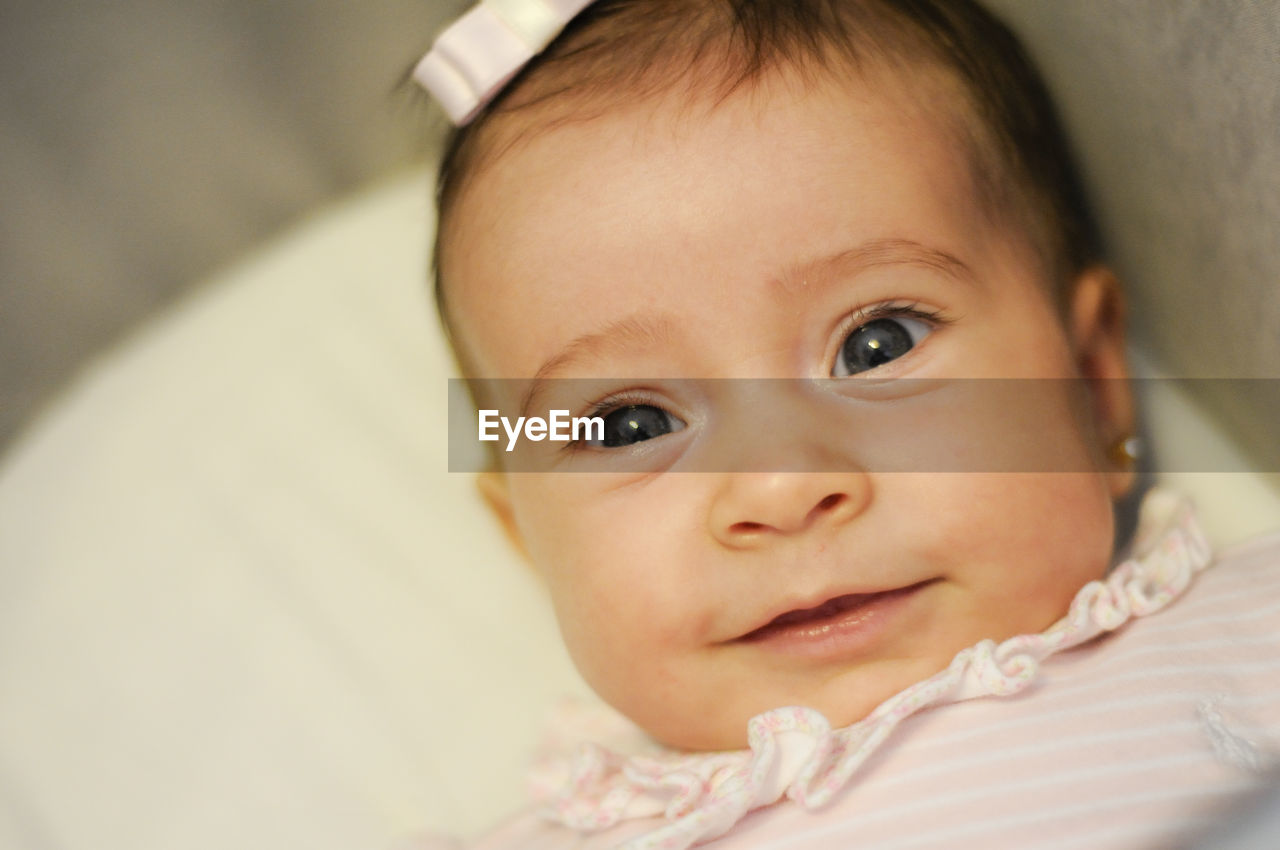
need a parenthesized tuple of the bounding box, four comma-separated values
(1109, 434, 1142, 468)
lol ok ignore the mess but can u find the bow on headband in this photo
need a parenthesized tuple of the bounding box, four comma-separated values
(415, 0, 596, 124)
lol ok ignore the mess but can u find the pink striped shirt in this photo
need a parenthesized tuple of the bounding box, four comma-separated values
(468, 513, 1280, 849)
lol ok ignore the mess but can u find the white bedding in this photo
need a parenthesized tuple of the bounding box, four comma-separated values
(0, 169, 1276, 850)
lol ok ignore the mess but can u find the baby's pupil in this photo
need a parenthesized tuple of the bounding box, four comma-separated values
(841, 318, 914, 373)
(601, 405, 672, 447)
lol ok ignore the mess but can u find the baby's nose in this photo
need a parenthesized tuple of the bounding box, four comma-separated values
(708, 471, 870, 548)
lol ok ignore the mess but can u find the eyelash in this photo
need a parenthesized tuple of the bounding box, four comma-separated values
(836, 300, 948, 339)
(582, 388, 667, 422)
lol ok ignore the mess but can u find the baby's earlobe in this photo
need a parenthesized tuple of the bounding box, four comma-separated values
(1067, 267, 1137, 477)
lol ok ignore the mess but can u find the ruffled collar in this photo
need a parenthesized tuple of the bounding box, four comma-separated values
(529, 489, 1212, 850)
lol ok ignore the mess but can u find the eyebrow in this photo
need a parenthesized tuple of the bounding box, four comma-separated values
(773, 238, 977, 296)
(519, 238, 974, 416)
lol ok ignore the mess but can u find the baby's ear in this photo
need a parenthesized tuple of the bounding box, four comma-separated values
(1068, 266, 1137, 497)
(476, 470, 532, 563)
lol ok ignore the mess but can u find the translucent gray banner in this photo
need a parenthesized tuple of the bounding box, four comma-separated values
(447, 378, 1280, 473)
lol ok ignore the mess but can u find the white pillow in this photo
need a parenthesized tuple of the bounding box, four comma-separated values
(0, 170, 588, 850)
(1, 168, 1276, 850)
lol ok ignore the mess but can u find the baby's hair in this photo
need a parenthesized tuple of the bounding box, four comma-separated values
(433, 0, 1102, 331)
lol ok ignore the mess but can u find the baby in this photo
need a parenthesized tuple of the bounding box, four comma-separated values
(416, 0, 1280, 847)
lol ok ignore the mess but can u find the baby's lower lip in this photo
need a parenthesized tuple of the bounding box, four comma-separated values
(736, 582, 932, 660)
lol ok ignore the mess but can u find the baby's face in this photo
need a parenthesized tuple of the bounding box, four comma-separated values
(443, 70, 1131, 750)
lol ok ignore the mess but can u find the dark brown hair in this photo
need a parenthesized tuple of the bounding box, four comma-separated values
(433, 0, 1101, 324)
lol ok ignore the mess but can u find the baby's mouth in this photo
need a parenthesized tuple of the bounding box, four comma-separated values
(736, 581, 934, 645)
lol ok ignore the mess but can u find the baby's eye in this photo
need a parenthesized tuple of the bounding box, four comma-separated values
(588, 404, 686, 448)
(833, 316, 932, 377)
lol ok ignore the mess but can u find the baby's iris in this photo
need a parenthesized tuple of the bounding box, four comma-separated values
(594, 404, 685, 448)
(834, 316, 931, 376)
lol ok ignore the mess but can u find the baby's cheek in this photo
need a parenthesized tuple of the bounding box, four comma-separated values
(913, 473, 1111, 575)
(995, 479, 1113, 602)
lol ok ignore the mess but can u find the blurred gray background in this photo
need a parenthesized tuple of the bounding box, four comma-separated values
(0, 0, 459, 454)
(1, 1, 1278, 466)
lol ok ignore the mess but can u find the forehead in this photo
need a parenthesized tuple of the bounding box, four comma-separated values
(441, 68, 1000, 378)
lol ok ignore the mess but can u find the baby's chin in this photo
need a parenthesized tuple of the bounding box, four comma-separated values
(631, 657, 952, 753)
